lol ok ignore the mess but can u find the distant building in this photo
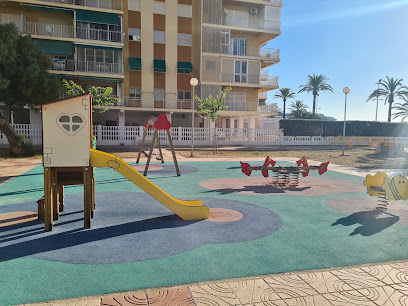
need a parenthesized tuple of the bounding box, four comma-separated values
(317, 114, 337, 121)
(1, 0, 282, 128)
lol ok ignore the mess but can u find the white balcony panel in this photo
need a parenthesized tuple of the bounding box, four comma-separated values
(51, 59, 124, 75)
(178, 4, 192, 18)
(128, 0, 140, 11)
(153, 1, 166, 15)
(177, 33, 192, 46)
(153, 30, 165, 44)
(42, 0, 123, 10)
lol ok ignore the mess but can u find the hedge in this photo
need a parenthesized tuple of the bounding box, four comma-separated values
(279, 120, 408, 137)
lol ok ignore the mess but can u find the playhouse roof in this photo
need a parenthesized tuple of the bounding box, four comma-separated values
(34, 93, 92, 109)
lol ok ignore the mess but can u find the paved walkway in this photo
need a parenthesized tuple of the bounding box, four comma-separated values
(26, 260, 408, 305)
(3, 154, 408, 305)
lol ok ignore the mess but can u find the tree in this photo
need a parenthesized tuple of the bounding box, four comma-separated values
(391, 94, 408, 121)
(195, 87, 231, 153)
(273, 88, 296, 119)
(289, 100, 309, 119)
(0, 23, 60, 153)
(367, 77, 408, 122)
(62, 80, 119, 113)
(298, 74, 333, 116)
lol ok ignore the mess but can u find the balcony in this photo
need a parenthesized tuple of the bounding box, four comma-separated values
(117, 97, 194, 110)
(51, 59, 124, 75)
(223, 101, 260, 112)
(21, 21, 124, 43)
(203, 41, 280, 63)
(223, 15, 280, 32)
(258, 103, 277, 113)
(42, 0, 123, 10)
(202, 72, 278, 88)
(259, 91, 268, 99)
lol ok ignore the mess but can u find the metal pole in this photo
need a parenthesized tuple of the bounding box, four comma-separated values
(190, 85, 195, 157)
(375, 81, 380, 121)
(342, 93, 348, 156)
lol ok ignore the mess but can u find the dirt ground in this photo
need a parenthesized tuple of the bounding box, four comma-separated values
(176, 147, 408, 169)
(2, 147, 408, 170)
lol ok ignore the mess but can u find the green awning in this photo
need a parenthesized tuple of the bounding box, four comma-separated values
(154, 59, 166, 73)
(76, 10, 119, 25)
(24, 4, 72, 14)
(35, 39, 72, 55)
(129, 57, 141, 71)
(78, 76, 121, 83)
(75, 43, 122, 51)
(177, 61, 192, 73)
(56, 75, 74, 79)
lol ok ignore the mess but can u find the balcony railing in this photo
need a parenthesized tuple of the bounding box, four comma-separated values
(258, 104, 277, 113)
(203, 41, 280, 61)
(110, 96, 273, 113)
(224, 101, 259, 112)
(223, 16, 281, 32)
(51, 59, 124, 75)
(22, 21, 124, 42)
(201, 73, 278, 87)
(259, 92, 268, 99)
(119, 97, 194, 109)
(42, 0, 123, 10)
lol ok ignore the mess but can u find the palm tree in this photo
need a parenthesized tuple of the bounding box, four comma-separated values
(289, 100, 309, 119)
(392, 94, 408, 121)
(298, 74, 333, 116)
(367, 77, 408, 122)
(274, 88, 296, 119)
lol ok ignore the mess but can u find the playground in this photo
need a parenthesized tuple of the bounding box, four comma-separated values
(1, 96, 408, 304)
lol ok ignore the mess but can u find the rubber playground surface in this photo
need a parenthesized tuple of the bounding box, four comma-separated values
(1, 159, 408, 305)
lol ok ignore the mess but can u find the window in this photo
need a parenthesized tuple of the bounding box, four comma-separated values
(76, 21, 121, 42)
(177, 33, 192, 46)
(129, 87, 141, 99)
(153, 30, 165, 44)
(178, 91, 191, 101)
(233, 39, 247, 56)
(129, 28, 141, 41)
(234, 61, 247, 83)
(221, 31, 230, 54)
(206, 60, 216, 71)
(178, 4, 192, 18)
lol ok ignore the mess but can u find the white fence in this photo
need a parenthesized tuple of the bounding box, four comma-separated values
(3, 124, 408, 147)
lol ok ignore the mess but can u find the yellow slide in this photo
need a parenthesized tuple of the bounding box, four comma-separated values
(90, 149, 209, 220)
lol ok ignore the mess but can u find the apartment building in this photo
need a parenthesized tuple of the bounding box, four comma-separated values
(0, 0, 281, 129)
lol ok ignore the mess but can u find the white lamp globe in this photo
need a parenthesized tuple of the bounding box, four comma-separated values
(343, 87, 350, 94)
(190, 78, 198, 86)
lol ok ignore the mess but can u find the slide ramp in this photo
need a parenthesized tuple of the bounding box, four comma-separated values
(90, 149, 209, 220)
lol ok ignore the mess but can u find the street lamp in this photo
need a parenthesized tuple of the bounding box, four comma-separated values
(375, 79, 382, 121)
(341, 87, 350, 156)
(190, 78, 198, 157)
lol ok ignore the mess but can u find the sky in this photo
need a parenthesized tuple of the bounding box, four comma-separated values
(264, 0, 408, 121)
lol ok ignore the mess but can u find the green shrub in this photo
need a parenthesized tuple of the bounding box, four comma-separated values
(279, 120, 408, 137)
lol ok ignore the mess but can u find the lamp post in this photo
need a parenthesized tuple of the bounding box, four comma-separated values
(190, 78, 198, 157)
(341, 87, 350, 156)
(375, 79, 382, 121)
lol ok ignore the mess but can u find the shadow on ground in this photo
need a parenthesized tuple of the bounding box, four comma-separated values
(332, 210, 399, 236)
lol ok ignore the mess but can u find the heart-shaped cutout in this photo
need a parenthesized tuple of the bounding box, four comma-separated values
(56, 113, 86, 136)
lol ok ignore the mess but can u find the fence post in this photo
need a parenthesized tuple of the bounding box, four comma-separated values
(248, 128, 253, 143)
(178, 126, 182, 145)
(97, 124, 102, 145)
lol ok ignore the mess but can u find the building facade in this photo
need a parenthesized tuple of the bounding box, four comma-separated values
(0, 0, 281, 128)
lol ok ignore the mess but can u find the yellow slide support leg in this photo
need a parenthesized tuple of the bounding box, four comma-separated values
(90, 149, 209, 220)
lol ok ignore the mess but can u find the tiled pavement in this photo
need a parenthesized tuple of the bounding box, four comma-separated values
(4, 156, 408, 305)
(25, 261, 408, 305)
